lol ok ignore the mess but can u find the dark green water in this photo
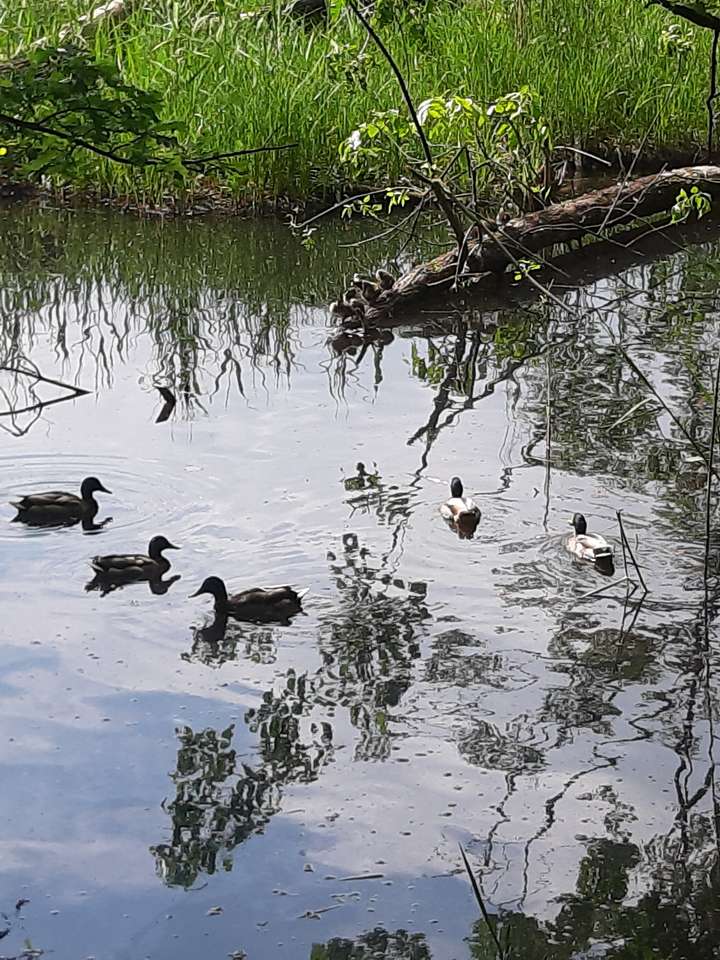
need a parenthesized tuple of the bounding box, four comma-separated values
(0, 205, 719, 960)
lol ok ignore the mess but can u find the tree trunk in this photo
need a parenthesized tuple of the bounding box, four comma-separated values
(344, 165, 720, 325)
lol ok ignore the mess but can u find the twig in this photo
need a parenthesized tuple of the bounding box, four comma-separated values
(616, 510, 648, 594)
(183, 143, 298, 168)
(709, 28, 720, 159)
(556, 144, 612, 166)
(617, 345, 720, 481)
(606, 396, 658, 432)
(346, 0, 432, 169)
(704, 353, 720, 625)
(576, 576, 637, 602)
(459, 843, 504, 959)
(0, 364, 90, 423)
(295, 185, 417, 230)
(543, 350, 551, 531)
(0, 111, 295, 170)
(0, 364, 90, 396)
(346, 0, 465, 244)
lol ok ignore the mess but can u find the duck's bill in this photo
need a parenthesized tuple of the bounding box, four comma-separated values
(189, 588, 203, 598)
(99, 485, 112, 494)
(167, 543, 180, 550)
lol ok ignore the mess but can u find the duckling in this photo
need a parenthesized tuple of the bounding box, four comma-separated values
(191, 575, 307, 624)
(566, 513, 613, 563)
(355, 278, 381, 304)
(11, 476, 111, 525)
(440, 476, 481, 539)
(90, 535, 179, 581)
(375, 268, 395, 290)
(331, 300, 356, 320)
(344, 297, 367, 318)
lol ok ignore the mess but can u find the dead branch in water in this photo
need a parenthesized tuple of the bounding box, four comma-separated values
(331, 166, 720, 328)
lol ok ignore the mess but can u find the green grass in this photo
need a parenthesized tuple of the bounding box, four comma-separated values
(1, 0, 713, 204)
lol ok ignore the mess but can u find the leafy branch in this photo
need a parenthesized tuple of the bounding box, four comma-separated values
(0, 45, 295, 182)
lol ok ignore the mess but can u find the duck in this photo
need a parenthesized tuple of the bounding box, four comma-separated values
(375, 268, 395, 290)
(11, 476, 111, 525)
(190, 575, 307, 624)
(566, 513, 614, 564)
(440, 476, 481, 539)
(352, 275, 381, 304)
(89, 535, 179, 581)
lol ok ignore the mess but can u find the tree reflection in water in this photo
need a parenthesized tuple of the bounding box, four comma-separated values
(182, 613, 277, 667)
(309, 927, 431, 960)
(8, 209, 719, 947)
(0, 207, 419, 425)
(152, 666, 333, 886)
(155, 531, 429, 886)
(467, 825, 720, 960)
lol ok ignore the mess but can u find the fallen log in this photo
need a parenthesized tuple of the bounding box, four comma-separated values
(334, 165, 720, 327)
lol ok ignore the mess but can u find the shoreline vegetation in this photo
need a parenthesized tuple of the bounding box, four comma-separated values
(0, 0, 715, 213)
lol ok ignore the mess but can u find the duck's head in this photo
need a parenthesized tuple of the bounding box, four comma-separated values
(148, 535, 180, 559)
(81, 476, 112, 498)
(570, 513, 587, 535)
(190, 576, 228, 604)
(450, 476, 464, 498)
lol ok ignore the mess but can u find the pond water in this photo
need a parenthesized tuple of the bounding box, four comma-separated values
(0, 204, 720, 960)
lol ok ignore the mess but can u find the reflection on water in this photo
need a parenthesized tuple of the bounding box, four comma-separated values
(310, 928, 431, 959)
(2, 207, 720, 958)
(153, 667, 334, 888)
(161, 533, 429, 888)
(85, 571, 182, 596)
(184, 614, 279, 667)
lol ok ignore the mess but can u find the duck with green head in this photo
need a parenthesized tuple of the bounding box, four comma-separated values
(440, 476, 481, 539)
(566, 513, 614, 566)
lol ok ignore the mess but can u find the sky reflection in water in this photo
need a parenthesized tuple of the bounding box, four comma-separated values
(0, 208, 719, 958)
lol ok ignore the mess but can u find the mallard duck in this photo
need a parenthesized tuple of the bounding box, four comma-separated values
(440, 476, 481, 538)
(566, 513, 613, 563)
(190, 575, 306, 624)
(90, 535, 179, 581)
(11, 476, 111, 525)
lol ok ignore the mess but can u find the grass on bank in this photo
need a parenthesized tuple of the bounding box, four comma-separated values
(0, 0, 714, 204)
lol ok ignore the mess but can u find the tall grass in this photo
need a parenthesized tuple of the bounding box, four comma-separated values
(1, 0, 711, 203)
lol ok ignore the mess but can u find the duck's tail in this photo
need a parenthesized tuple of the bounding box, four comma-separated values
(295, 587, 310, 601)
(592, 545, 613, 560)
